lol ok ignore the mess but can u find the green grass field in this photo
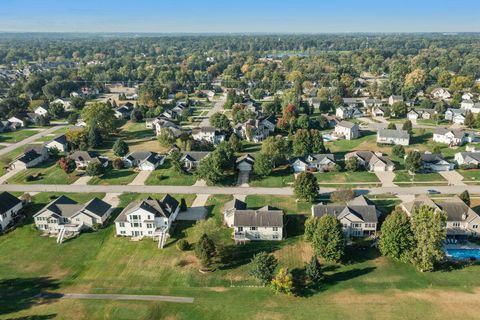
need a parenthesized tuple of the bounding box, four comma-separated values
(88, 168, 139, 185)
(458, 170, 480, 184)
(145, 159, 197, 186)
(315, 171, 381, 186)
(394, 170, 447, 185)
(7, 160, 81, 184)
(249, 165, 294, 187)
(1, 193, 480, 319)
(0, 129, 38, 143)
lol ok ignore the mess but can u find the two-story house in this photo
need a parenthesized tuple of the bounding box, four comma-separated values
(191, 127, 225, 145)
(334, 121, 360, 140)
(433, 128, 479, 146)
(0, 192, 23, 232)
(376, 129, 410, 146)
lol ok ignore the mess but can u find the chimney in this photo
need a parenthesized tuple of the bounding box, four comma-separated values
(462, 212, 467, 220)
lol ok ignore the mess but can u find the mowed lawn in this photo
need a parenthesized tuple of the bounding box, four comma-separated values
(394, 170, 447, 185)
(458, 169, 480, 184)
(249, 165, 294, 187)
(315, 171, 380, 186)
(2, 194, 480, 319)
(145, 159, 197, 186)
(0, 129, 38, 143)
(88, 168, 139, 185)
(7, 160, 81, 184)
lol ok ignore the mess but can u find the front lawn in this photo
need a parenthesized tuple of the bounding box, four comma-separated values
(394, 170, 447, 185)
(144, 159, 197, 186)
(249, 165, 294, 187)
(315, 171, 381, 186)
(87, 168, 139, 185)
(7, 160, 81, 184)
(0, 129, 38, 143)
(458, 169, 480, 184)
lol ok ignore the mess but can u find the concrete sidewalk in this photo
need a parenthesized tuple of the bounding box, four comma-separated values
(0, 125, 66, 156)
(60, 293, 194, 303)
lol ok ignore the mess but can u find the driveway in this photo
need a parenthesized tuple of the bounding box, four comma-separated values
(72, 175, 92, 185)
(0, 125, 66, 156)
(374, 171, 397, 187)
(102, 193, 121, 208)
(0, 168, 23, 184)
(177, 194, 209, 220)
(439, 171, 466, 186)
(128, 170, 152, 186)
(236, 171, 250, 187)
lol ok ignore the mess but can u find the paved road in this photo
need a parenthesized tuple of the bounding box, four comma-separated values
(199, 94, 226, 127)
(0, 183, 475, 196)
(60, 293, 194, 303)
(0, 125, 66, 156)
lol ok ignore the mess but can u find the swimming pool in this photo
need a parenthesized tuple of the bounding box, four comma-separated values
(445, 248, 480, 260)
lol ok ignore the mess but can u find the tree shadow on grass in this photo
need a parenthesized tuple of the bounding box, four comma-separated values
(218, 241, 283, 270)
(0, 277, 61, 316)
(342, 242, 380, 265)
(6, 315, 57, 320)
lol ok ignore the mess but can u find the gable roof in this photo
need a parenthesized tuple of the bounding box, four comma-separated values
(311, 195, 379, 223)
(377, 129, 409, 140)
(0, 192, 21, 213)
(180, 151, 210, 162)
(233, 209, 284, 227)
(115, 194, 179, 222)
(336, 120, 357, 129)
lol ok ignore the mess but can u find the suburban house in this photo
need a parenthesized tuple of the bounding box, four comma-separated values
(388, 95, 403, 106)
(376, 129, 410, 146)
(0, 192, 23, 232)
(433, 128, 479, 146)
(334, 120, 360, 140)
(70, 151, 109, 170)
(180, 151, 210, 171)
(33, 196, 112, 242)
(342, 97, 363, 107)
(454, 152, 480, 168)
(460, 99, 480, 113)
(407, 108, 437, 121)
(52, 98, 71, 110)
(45, 134, 68, 152)
(224, 198, 284, 242)
(236, 154, 255, 172)
(462, 92, 474, 100)
(7, 116, 25, 128)
(0, 120, 18, 132)
(191, 127, 225, 145)
(114, 103, 134, 119)
(114, 195, 180, 248)
(371, 106, 388, 117)
(431, 88, 452, 100)
(336, 106, 364, 119)
(34, 105, 49, 116)
(259, 115, 276, 133)
(421, 152, 454, 172)
(364, 99, 384, 108)
(291, 154, 336, 173)
(10, 146, 49, 170)
(152, 119, 183, 137)
(307, 97, 322, 108)
(345, 151, 394, 172)
(123, 151, 165, 171)
(234, 119, 270, 142)
(401, 195, 480, 239)
(311, 195, 379, 238)
(445, 108, 466, 124)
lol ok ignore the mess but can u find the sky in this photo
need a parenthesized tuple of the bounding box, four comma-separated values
(0, 0, 479, 33)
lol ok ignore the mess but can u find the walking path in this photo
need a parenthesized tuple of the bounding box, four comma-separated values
(60, 293, 194, 303)
(72, 175, 92, 185)
(0, 125, 66, 156)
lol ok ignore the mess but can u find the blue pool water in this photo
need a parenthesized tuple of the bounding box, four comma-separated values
(445, 248, 480, 260)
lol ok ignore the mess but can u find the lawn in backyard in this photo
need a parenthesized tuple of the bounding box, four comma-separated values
(87, 168, 139, 185)
(394, 170, 447, 185)
(145, 159, 197, 186)
(7, 159, 81, 184)
(2, 193, 480, 319)
(0, 129, 38, 143)
(249, 165, 294, 187)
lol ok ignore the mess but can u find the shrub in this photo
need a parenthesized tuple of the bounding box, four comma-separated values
(112, 157, 124, 170)
(176, 239, 190, 251)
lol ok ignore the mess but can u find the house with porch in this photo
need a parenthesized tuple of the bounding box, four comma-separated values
(123, 151, 165, 171)
(311, 195, 379, 238)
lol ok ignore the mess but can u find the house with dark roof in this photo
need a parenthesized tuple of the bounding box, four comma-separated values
(345, 151, 394, 172)
(180, 151, 210, 171)
(236, 154, 255, 172)
(114, 195, 180, 248)
(70, 151, 109, 170)
(0, 192, 23, 231)
(10, 145, 49, 170)
(420, 152, 454, 172)
(335, 106, 364, 120)
(376, 129, 410, 146)
(123, 151, 165, 171)
(45, 134, 68, 152)
(311, 195, 379, 238)
(33, 195, 112, 239)
(224, 198, 284, 242)
(401, 195, 480, 239)
(291, 154, 336, 173)
(114, 103, 134, 119)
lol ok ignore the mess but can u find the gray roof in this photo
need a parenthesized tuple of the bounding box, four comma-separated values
(115, 194, 179, 222)
(83, 198, 112, 218)
(224, 198, 247, 212)
(459, 152, 480, 162)
(311, 196, 378, 223)
(377, 129, 409, 140)
(233, 207, 284, 227)
(337, 120, 357, 129)
(16, 146, 45, 164)
(70, 151, 95, 162)
(236, 154, 255, 165)
(33, 195, 111, 219)
(125, 151, 158, 162)
(346, 151, 393, 167)
(180, 151, 210, 162)
(52, 134, 67, 145)
(421, 153, 446, 164)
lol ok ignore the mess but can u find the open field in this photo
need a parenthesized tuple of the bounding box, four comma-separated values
(394, 170, 448, 186)
(458, 170, 480, 184)
(2, 193, 480, 319)
(7, 160, 81, 185)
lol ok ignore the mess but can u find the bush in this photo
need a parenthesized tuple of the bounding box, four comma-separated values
(25, 174, 35, 182)
(112, 157, 124, 170)
(176, 239, 190, 251)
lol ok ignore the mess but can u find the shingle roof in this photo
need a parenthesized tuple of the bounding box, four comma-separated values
(337, 120, 357, 129)
(311, 195, 379, 223)
(224, 198, 247, 212)
(377, 129, 409, 140)
(83, 198, 112, 218)
(0, 192, 21, 213)
(233, 209, 284, 227)
(180, 151, 210, 162)
(115, 194, 179, 222)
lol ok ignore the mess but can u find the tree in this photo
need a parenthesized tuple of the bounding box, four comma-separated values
(250, 252, 278, 285)
(85, 162, 104, 177)
(391, 102, 407, 118)
(402, 120, 413, 134)
(253, 152, 273, 177)
(65, 128, 88, 151)
(434, 101, 446, 114)
(261, 136, 289, 167)
(310, 215, 345, 262)
(57, 157, 75, 174)
(113, 139, 129, 157)
(195, 154, 222, 185)
(87, 125, 103, 148)
(464, 111, 475, 128)
(67, 113, 78, 125)
(210, 112, 231, 132)
(330, 189, 355, 203)
(305, 255, 323, 284)
(405, 150, 422, 173)
(392, 145, 405, 158)
(81, 102, 116, 134)
(304, 217, 319, 242)
(379, 208, 414, 263)
(48, 102, 65, 119)
(112, 157, 124, 170)
(345, 157, 358, 172)
(158, 128, 176, 148)
(271, 268, 294, 295)
(194, 233, 216, 269)
(387, 122, 396, 130)
(459, 190, 471, 206)
(293, 172, 318, 202)
(228, 133, 242, 152)
(410, 205, 446, 272)
(169, 149, 183, 173)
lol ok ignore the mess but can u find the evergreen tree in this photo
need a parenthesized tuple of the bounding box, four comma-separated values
(305, 255, 323, 284)
(253, 152, 273, 177)
(459, 190, 470, 206)
(113, 139, 129, 157)
(87, 125, 103, 148)
(271, 268, 294, 295)
(250, 252, 278, 285)
(194, 233, 216, 269)
(402, 120, 413, 134)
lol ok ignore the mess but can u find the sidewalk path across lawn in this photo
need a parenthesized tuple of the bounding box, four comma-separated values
(60, 293, 194, 303)
(72, 175, 92, 185)
(0, 125, 66, 156)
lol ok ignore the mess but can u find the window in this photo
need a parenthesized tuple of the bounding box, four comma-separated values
(238, 227, 243, 232)
(453, 222, 460, 227)
(76, 218, 80, 222)
(273, 234, 279, 239)
(148, 231, 152, 235)
(147, 223, 153, 228)
(272, 227, 278, 231)
(119, 222, 125, 228)
(473, 225, 478, 229)
(133, 222, 142, 228)
(120, 231, 126, 235)
(254, 233, 260, 239)
(250, 227, 257, 231)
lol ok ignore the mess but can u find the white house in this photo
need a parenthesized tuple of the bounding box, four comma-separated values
(52, 98, 71, 110)
(45, 134, 68, 152)
(388, 95, 403, 106)
(455, 152, 480, 168)
(7, 116, 25, 128)
(433, 128, 479, 146)
(431, 88, 452, 100)
(336, 106, 363, 119)
(420, 153, 454, 172)
(191, 127, 225, 145)
(407, 108, 436, 121)
(123, 151, 165, 171)
(70, 151, 109, 170)
(34, 105, 49, 117)
(291, 154, 336, 173)
(311, 196, 379, 238)
(445, 108, 466, 124)
(0, 192, 23, 232)
(376, 129, 410, 146)
(33, 196, 112, 241)
(345, 151, 394, 172)
(234, 119, 270, 142)
(334, 121, 360, 140)
(224, 198, 284, 242)
(114, 195, 180, 248)
(180, 152, 210, 171)
(10, 146, 49, 170)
